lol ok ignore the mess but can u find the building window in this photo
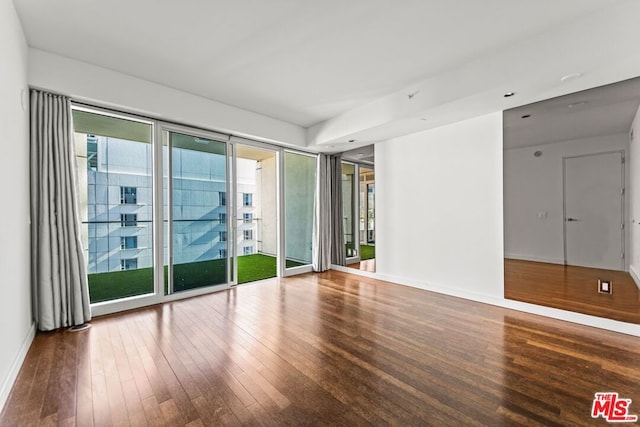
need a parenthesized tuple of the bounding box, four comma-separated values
(120, 214, 137, 227)
(219, 212, 226, 224)
(120, 236, 138, 250)
(120, 186, 137, 204)
(219, 191, 226, 206)
(219, 249, 227, 258)
(243, 246, 254, 255)
(243, 230, 253, 240)
(243, 213, 252, 223)
(220, 231, 227, 242)
(243, 193, 252, 207)
(120, 258, 138, 271)
(87, 135, 98, 170)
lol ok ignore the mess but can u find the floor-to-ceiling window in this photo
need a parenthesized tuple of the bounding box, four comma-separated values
(73, 106, 319, 312)
(73, 107, 156, 303)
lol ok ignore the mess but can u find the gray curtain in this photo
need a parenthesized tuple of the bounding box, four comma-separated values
(312, 154, 331, 271)
(30, 90, 91, 331)
(330, 154, 346, 266)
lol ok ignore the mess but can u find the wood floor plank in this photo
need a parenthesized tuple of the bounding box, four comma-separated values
(2, 270, 639, 426)
(140, 396, 164, 427)
(125, 314, 172, 406)
(158, 398, 186, 426)
(135, 312, 201, 424)
(99, 320, 130, 426)
(20, 333, 58, 424)
(75, 330, 94, 427)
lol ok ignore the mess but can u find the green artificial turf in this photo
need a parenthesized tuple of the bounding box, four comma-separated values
(173, 258, 227, 292)
(285, 259, 307, 269)
(360, 244, 375, 260)
(237, 253, 277, 283)
(88, 267, 154, 303)
(88, 254, 308, 303)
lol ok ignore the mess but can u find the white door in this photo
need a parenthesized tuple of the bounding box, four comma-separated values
(564, 151, 624, 270)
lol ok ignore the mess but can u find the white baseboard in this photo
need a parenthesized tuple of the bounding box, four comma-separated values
(504, 253, 565, 265)
(630, 265, 640, 290)
(331, 264, 378, 279)
(330, 266, 640, 337)
(0, 322, 36, 411)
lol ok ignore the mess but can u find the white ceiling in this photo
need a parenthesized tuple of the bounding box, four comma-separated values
(13, 0, 640, 151)
(504, 77, 640, 149)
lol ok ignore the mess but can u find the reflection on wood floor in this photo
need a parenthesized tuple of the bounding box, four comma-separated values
(346, 258, 376, 272)
(2, 270, 639, 425)
(505, 258, 640, 324)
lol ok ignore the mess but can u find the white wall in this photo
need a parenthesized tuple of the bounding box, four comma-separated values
(504, 133, 629, 265)
(28, 49, 306, 148)
(376, 112, 504, 299)
(258, 156, 278, 256)
(630, 106, 640, 288)
(354, 112, 638, 336)
(0, 0, 35, 410)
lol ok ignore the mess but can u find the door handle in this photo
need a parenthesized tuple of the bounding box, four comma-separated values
(566, 218, 580, 222)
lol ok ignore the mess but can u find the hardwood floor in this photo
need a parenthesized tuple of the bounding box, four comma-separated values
(505, 259, 640, 324)
(2, 270, 639, 426)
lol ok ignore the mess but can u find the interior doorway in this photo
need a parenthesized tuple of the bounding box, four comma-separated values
(563, 151, 625, 270)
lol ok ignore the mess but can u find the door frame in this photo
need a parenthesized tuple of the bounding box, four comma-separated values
(159, 122, 233, 292)
(281, 149, 319, 277)
(229, 136, 283, 285)
(341, 160, 360, 265)
(357, 163, 375, 246)
(562, 150, 625, 269)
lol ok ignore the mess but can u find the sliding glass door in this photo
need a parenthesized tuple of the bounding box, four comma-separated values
(73, 105, 319, 312)
(73, 107, 155, 303)
(163, 129, 229, 293)
(283, 151, 317, 272)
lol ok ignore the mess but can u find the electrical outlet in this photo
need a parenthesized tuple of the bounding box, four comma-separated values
(598, 280, 612, 294)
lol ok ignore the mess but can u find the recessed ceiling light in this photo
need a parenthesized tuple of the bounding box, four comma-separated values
(521, 114, 531, 119)
(504, 92, 515, 98)
(348, 139, 355, 143)
(561, 73, 583, 83)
